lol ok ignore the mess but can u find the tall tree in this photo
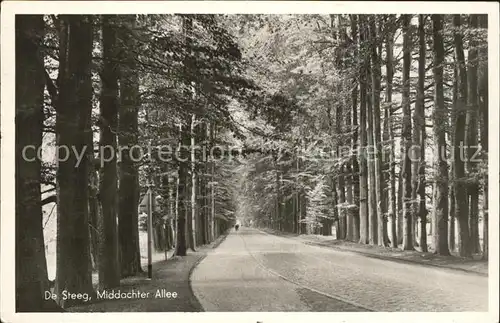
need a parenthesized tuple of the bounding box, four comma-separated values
(189, 114, 198, 251)
(384, 14, 398, 248)
(452, 14, 471, 258)
(465, 14, 481, 254)
(176, 123, 189, 256)
(401, 14, 414, 251)
(98, 15, 121, 287)
(349, 14, 361, 242)
(365, 19, 378, 245)
(477, 14, 488, 260)
(358, 15, 369, 244)
(369, 15, 385, 246)
(55, 15, 95, 306)
(118, 15, 143, 277)
(431, 14, 450, 256)
(16, 14, 61, 312)
(413, 14, 428, 252)
(449, 63, 458, 252)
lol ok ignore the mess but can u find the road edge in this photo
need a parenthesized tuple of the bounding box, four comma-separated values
(259, 229, 488, 277)
(187, 229, 232, 312)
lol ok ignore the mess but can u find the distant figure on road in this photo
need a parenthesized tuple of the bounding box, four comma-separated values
(235, 223, 240, 231)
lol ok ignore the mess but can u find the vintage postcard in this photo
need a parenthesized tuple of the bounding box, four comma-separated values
(1, 1, 499, 323)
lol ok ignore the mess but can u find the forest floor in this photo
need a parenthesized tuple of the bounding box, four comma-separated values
(260, 228, 488, 276)
(67, 232, 229, 312)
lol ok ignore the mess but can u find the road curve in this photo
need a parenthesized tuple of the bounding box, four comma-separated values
(190, 227, 488, 312)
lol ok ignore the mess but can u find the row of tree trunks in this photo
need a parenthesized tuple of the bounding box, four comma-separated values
(263, 14, 488, 259)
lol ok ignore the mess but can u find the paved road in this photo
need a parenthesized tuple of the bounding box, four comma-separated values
(190, 227, 488, 312)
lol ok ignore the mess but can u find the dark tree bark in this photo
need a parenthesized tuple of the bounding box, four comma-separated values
(358, 15, 369, 244)
(336, 169, 346, 240)
(350, 14, 361, 242)
(199, 125, 208, 244)
(55, 15, 95, 307)
(176, 124, 189, 256)
(401, 14, 414, 251)
(189, 114, 197, 251)
(118, 15, 142, 277)
(397, 171, 403, 244)
(366, 47, 378, 245)
(369, 15, 385, 247)
(384, 14, 398, 248)
(449, 62, 458, 252)
(88, 162, 100, 271)
(182, 15, 197, 252)
(478, 14, 488, 260)
(414, 15, 428, 252)
(452, 14, 471, 258)
(466, 14, 481, 254)
(449, 186, 456, 251)
(274, 155, 283, 232)
(431, 14, 450, 256)
(16, 15, 63, 312)
(98, 15, 121, 288)
(208, 124, 216, 241)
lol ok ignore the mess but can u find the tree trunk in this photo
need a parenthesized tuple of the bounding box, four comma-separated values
(336, 170, 346, 240)
(345, 164, 354, 240)
(189, 114, 197, 251)
(397, 172, 403, 244)
(55, 15, 95, 306)
(118, 15, 142, 277)
(88, 164, 100, 271)
(169, 175, 176, 249)
(369, 16, 385, 246)
(274, 155, 283, 232)
(385, 15, 398, 248)
(345, 54, 354, 241)
(431, 14, 450, 256)
(208, 124, 215, 242)
(358, 15, 369, 245)
(401, 14, 414, 251)
(98, 15, 121, 288)
(176, 121, 189, 256)
(452, 14, 471, 258)
(466, 14, 480, 254)
(449, 186, 456, 252)
(366, 49, 378, 245)
(161, 174, 172, 251)
(16, 15, 62, 312)
(478, 14, 488, 260)
(350, 15, 361, 242)
(415, 15, 428, 252)
(449, 53, 459, 252)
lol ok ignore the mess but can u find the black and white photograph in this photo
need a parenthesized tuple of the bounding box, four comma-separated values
(1, 1, 499, 322)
